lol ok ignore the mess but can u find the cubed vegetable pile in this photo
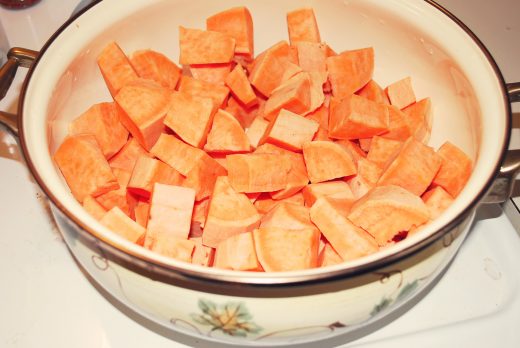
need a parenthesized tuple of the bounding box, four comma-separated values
(53, 7, 473, 272)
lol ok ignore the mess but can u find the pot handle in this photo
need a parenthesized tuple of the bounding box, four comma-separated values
(482, 82, 520, 204)
(0, 47, 38, 136)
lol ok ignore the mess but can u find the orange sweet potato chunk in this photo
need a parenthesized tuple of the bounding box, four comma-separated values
(356, 79, 390, 105)
(422, 186, 454, 219)
(202, 176, 261, 248)
(328, 94, 389, 140)
(150, 133, 205, 176)
(96, 168, 137, 218)
(178, 75, 230, 108)
(246, 115, 269, 149)
(249, 41, 291, 97)
(97, 41, 139, 97)
(334, 139, 367, 164)
(302, 141, 357, 183)
(225, 64, 257, 107)
(255, 143, 309, 199)
(68, 102, 129, 159)
(402, 97, 432, 144)
(253, 227, 320, 271)
(348, 185, 430, 245)
(147, 236, 196, 263)
(296, 41, 327, 76)
(204, 109, 251, 153)
(145, 183, 196, 245)
(432, 141, 473, 197)
(225, 94, 263, 129)
(253, 191, 304, 214)
(109, 137, 152, 172)
(127, 155, 183, 200)
(100, 206, 145, 243)
(206, 6, 254, 58)
(227, 153, 291, 193)
(189, 62, 232, 86)
(179, 26, 236, 65)
(263, 73, 312, 121)
(302, 180, 354, 207)
(385, 77, 416, 110)
(190, 236, 215, 267)
(259, 202, 315, 230)
(214, 232, 261, 271)
(377, 137, 442, 196)
(184, 154, 228, 201)
(347, 158, 383, 199)
(192, 198, 210, 227)
(54, 134, 119, 203)
(164, 92, 216, 148)
(83, 195, 107, 220)
(130, 49, 181, 90)
(318, 242, 344, 267)
(381, 105, 413, 141)
(286, 8, 321, 44)
(114, 79, 171, 150)
(310, 197, 378, 261)
(366, 136, 403, 168)
(134, 200, 150, 228)
(326, 48, 374, 99)
(261, 109, 319, 151)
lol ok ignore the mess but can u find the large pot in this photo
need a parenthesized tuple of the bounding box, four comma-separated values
(1, 0, 519, 345)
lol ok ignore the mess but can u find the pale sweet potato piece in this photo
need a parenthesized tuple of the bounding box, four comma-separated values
(214, 232, 261, 271)
(334, 139, 367, 164)
(259, 202, 315, 230)
(147, 236, 196, 263)
(306, 103, 329, 131)
(68, 102, 129, 159)
(97, 41, 139, 97)
(302, 141, 357, 183)
(134, 200, 150, 227)
(381, 105, 413, 141)
(150, 133, 205, 176)
(145, 183, 196, 246)
(189, 63, 232, 86)
(385, 77, 416, 110)
(54, 135, 119, 203)
(281, 61, 303, 84)
(348, 185, 430, 245)
(178, 75, 230, 108)
(164, 92, 216, 148)
(328, 94, 389, 140)
(127, 156, 183, 199)
(254, 191, 305, 214)
(402, 97, 432, 144)
(109, 137, 152, 172)
(432, 141, 473, 197)
(192, 198, 210, 227)
(302, 180, 354, 207)
(206, 6, 254, 58)
(347, 158, 383, 199)
(249, 41, 291, 97)
(246, 115, 270, 149)
(225, 64, 257, 107)
(190, 236, 215, 267)
(263, 73, 311, 120)
(261, 109, 319, 151)
(253, 227, 320, 271)
(422, 186, 454, 219)
(318, 242, 343, 267)
(83, 195, 107, 220)
(286, 8, 321, 44)
(296, 41, 327, 76)
(202, 176, 261, 248)
(356, 79, 390, 105)
(377, 137, 442, 196)
(184, 154, 228, 201)
(366, 136, 403, 168)
(96, 168, 137, 218)
(227, 153, 291, 193)
(225, 94, 263, 129)
(204, 109, 251, 153)
(179, 26, 235, 65)
(100, 206, 145, 243)
(310, 197, 379, 261)
(114, 79, 171, 150)
(130, 49, 181, 90)
(326, 48, 374, 99)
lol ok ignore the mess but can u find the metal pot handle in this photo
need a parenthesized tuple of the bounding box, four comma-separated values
(482, 83, 520, 203)
(0, 47, 38, 135)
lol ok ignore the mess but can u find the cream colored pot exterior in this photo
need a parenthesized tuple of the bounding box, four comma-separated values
(11, 0, 513, 345)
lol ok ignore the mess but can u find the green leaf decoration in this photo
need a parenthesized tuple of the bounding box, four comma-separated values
(396, 280, 419, 302)
(370, 297, 391, 316)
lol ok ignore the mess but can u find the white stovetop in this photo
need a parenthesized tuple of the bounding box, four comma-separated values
(1, 1, 519, 347)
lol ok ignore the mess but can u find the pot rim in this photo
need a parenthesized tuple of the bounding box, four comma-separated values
(17, 0, 512, 288)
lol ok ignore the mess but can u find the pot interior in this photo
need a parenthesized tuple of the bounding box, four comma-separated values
(20, 0, 509, 281)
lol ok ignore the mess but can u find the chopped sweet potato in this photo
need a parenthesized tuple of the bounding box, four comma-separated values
(83, 195, 107, 220)
(109, 137, 152, 172)
(253, 227, 320, 271)
(432, 141, 473, 197)
(130, 49, 181, 90)
(147, 236, 196, 263)
(246, 115, 270, 149)
(286, 8, 321, 44)
(259, 202, 315, 230)
(127, 155, 183, 199)
(134, 200, 150, 227)
(347, 158, 383, 199)
(263, 73, 311, 120)
(96, 168, 137, 218)
(326, 47, 374, 99)
(366, 136, 403, 168)
(225, 64, 257, 107)
(296, 41, 327, 75)
(184, 153, 228, 201)
(318, 242, 343, 267)
(214, 232, 261, 271)
(150, 133, 205, 176)
(164, 92, 216, 148)
(377, 137, 442, 196)
(68, 102, 129, 159)
(114, 79, 171, 150)
(225, 95, 263, 129)
(54, 134, 119, 203)
(192, 198, 210, 227)
(302, 180, 354, 207)
(179, 26, 236, 65)
(385, 77, 416, 109)
(348, 185, 430, 245)
(227, 153, 291, 192)
(248, 41, 291, 97)
(402, 97, 432, 144)
(422, 186, 454, 219)
(356, 79, 389, 105)
(204, 109, 251, 153)
(190, 236, 215, 267)
(334, 139, 367, 164)
(261, 109, 319, 151)
(100, 206, 145, 243)
(254, 192, 305, 214)
(206, 6, 254, 58)
(202, 176, 261, 248)
(328, 94, 389, 140)
(302, 141, 357, 183)
(177, 75, 230, 108)
(310, 197, 378, 261)
(381, 105, 413, 141)
(97, 41, 139, 97)
(189, 62, 233, 86)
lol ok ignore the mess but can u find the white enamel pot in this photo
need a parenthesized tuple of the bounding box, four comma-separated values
(1, 0, 519, 345)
